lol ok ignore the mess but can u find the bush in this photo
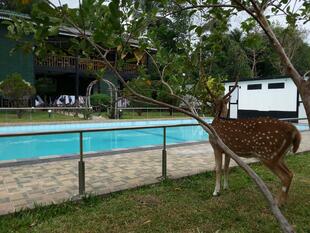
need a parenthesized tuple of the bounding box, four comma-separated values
(0, 73, 36, 118)
(82, 108, 92, 120)
(123, 79, 157, 109)
(90, 93, 111, 112)
(35, 77, 57, 96)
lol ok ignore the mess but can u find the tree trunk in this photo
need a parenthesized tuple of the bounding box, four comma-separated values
(251, 50, 256, 78)
(254, 12, 310, 126)
(77, 29, 295, 233)
(299, 80, 310, 126)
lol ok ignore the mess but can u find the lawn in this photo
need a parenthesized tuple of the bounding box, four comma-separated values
(0, 153, 309, 233)
(120, 111, 188, 119)
(0, 110, 190, 123)
(0, 111, 81, 123)
(99, 110, 189, 120)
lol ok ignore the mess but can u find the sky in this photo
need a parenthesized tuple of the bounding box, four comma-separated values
(50, 0, 310, 43)
(50, 0, 79, 8)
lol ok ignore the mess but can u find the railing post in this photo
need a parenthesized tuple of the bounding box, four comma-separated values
(162, 126, 167, 179)
(78, 131, 85, 196)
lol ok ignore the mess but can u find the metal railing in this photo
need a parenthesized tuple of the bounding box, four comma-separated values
(0, 117, 308, 196)
(278, 117, 308, 123)
(34, 55, 109, 72)
(0, 123, 201, 195)
(34, 54, 138, 73)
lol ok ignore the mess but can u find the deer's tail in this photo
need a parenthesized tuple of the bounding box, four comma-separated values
(292, 130, 301, 153)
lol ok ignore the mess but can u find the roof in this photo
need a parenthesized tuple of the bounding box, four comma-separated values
(223, 75, 292, 83)
(58, 26, 92, 37)
(0, 10, 30, 20)
(0, 10, 155, 50)
(0, 10, 91, 37)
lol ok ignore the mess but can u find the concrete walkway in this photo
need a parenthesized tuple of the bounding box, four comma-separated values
(0, 131, 309, 216)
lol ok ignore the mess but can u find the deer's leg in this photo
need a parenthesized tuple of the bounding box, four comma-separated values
(263, 161, 292, 206)
(279, 162, 293, 201)
(213, 149, 223, 196)
(223, 154, 230, 190)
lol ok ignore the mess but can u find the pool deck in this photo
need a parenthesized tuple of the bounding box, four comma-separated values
(0, 131, 309, 216)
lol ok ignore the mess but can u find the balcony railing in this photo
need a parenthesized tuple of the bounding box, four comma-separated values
(34, 55, 138, 74)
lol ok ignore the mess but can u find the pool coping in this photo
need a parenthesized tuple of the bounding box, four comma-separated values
(0, 140, 208, 168)
(0, 117, 195, 127)
(0, 120, 308, 168)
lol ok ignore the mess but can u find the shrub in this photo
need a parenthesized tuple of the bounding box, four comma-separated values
(123, 79, 157, 116)
(35, 77, 57, 96)
(0, 73, 36, 118)
(90, 93, 111, 112)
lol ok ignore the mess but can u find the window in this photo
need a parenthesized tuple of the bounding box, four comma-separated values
(247, 84, 262, 90)
(268, 82, 285, 89)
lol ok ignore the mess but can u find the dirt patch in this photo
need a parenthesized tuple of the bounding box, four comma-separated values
(132, 194, 161, 207)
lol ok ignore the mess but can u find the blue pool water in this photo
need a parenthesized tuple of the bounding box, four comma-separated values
(0, 119, 308, 161)
(0, 119, 211, 161)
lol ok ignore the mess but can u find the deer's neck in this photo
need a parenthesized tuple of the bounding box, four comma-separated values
(212, 108, 229, 125)
(216, 107, 228, 119)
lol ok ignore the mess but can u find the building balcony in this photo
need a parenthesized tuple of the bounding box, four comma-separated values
(34, 55, 138, 77)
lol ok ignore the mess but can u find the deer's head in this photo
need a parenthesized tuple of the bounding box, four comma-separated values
(213, 98, 229, 118)
(206, 78, 238, 118)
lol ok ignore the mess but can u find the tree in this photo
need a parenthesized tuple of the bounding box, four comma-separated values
(194, 76, 225, 114)
(266, 26, 309, 75)
(5, 0, 308, 231)
(0, 73, 36, 117)
(0, 0, 33, 13)
(162, 1, 310, 127)
(35, 77, 57, 97)
(242, 28, 267, 78)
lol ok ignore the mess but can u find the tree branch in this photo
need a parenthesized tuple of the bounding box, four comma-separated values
(41, 1, 295, 232)
(164, 3, 238, 17)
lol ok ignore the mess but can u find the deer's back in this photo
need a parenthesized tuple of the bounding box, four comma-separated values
(210, 117, 299, 160)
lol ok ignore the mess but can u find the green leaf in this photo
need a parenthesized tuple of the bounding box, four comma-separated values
(195, 26, 203, 36)
(48, 26, 59, 36)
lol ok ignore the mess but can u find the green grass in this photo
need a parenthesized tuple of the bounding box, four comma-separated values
(1, 153, 309, 233)
(118, 111, 189, 119)
(0, 111, 81, 123)
(0, 111, 190, 123)
(98, 111, 189, 120)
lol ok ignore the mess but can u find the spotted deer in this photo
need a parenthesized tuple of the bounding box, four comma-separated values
(208, 81, 301, 206)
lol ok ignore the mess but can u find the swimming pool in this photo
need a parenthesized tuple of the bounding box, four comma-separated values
(0, 119, 211, 161)
(0, 119, 308, 162)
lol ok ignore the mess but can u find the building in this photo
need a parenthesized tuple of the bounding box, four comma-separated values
(0, 10, 152, 106)
(224, 76, 306, 121)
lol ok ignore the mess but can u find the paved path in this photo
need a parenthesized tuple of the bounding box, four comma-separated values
(0, 131, 309, 216)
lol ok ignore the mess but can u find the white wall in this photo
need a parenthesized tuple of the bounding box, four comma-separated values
(225, 78, 298, 112)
